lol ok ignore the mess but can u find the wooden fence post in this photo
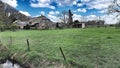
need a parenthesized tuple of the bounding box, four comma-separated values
(10, 36, 12, 45)
(0, 39, 1, 43)
(59, 47, 66, 61)
(26, 39, 30, 51)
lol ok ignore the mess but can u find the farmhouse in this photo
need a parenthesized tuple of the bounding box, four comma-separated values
(28, 15, 53, 29)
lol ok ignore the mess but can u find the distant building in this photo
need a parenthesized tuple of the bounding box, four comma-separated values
(28, 15, 53, 29)
(71, 19, 105, 28)
(13, 20, 28, 29)
(72, 22, 85, 28)
(86, 20, 105, 27)
(72, 20, 85, 28)
(55, 22, 67, 29)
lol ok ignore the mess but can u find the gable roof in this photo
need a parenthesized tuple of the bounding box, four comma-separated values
(29, 15, 53, 25)
(13, 20, 28, 26)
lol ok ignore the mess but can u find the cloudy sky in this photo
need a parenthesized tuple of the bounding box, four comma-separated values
(1, 0, 119, 24)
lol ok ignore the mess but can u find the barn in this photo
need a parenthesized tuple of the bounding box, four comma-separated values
(28, 15, 53, 29)
(13, 20, 28, 29)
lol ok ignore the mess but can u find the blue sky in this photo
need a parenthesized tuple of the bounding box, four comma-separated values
(1, 0, 119, 24)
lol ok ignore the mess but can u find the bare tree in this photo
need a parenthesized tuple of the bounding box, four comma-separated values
(108, 0, 120, 15)
(61, 10, 68, 23)
(57, 10, 68, 23)
(108, 0, 120, 28)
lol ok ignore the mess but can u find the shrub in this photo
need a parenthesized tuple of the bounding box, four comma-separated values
(10, 23, 19, 31)
(0, 43, 9, 58)
(0, 21, 5, 32)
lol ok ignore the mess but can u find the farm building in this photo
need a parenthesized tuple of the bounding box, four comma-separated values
(28, 15, 53, 29)
(13, 20, 28, 29)
(55, 22, 67, 29)
(72, 23, 85, 28)
(71, 20, 105, 28)
(71, 20, 85, 28)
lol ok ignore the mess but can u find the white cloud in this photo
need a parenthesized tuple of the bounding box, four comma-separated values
(1, 0, 18, 8)
(56, 0, 78, 6)
(30, 0, 78, 9)
(86, 0, 112, 9)
(77, 8, 87, 13)
(55, 11, 60, 14)
(49, 11, 54, 15)
(49, 11, 60, 15)
(101, 14, 119, 24)
(19, 11, 31, 16)
(81, 0, 90, 2)
(99, 9, 108, 13)
(30, 0, 55, 9)
(40, 11, 45, 15)
(73, 1, 77, 5)
(47, 11, 61, 22)
(73, 14, 82, 21)
(77, 3, 83, 7)
(86, 15, 97, 21)
(47, 14, 61, 22)
(85, 14, 118, 24)
(31, 3, 55, 9)
(73, 13, 119, 24)
(89, 3, 111, 9)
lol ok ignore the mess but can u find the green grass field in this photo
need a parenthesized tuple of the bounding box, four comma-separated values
(0, 28, 120, 68)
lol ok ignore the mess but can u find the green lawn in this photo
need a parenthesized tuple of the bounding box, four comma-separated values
(0, 28, 120, 68)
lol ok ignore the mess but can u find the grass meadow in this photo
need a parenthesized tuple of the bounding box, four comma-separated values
(0, 27, 120, 68)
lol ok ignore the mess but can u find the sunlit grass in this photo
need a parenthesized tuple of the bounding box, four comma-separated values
(0, 28, 120, 68)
